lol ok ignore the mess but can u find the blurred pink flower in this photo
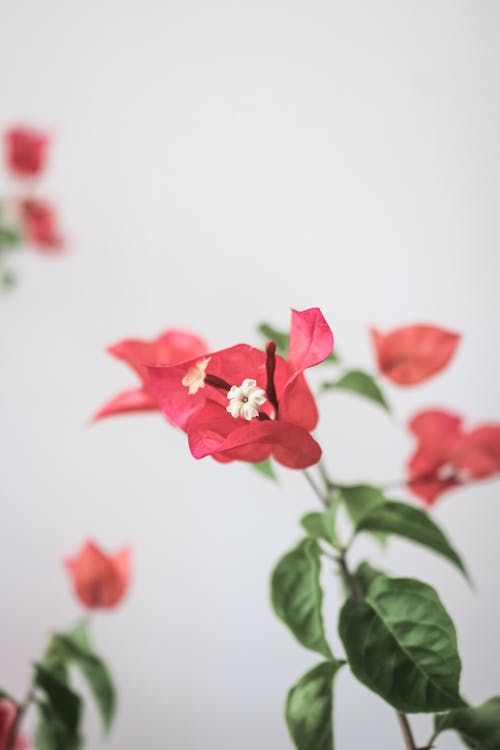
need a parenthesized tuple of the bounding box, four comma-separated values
(19, 199, 63, 252)
(4, 126, 49, 178)
(408, 409, 500, 504)
(0, 699, 29, 750)
(64, 541, 131, 609)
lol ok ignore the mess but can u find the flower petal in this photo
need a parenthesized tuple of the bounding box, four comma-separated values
(455, 426, 500, 479)
(93, 388, 158, 421)
(188, 408, 321, 469)
(371, 324, 460, 386)
(108, 329, 208, 382)
(287, 308, 335, 372)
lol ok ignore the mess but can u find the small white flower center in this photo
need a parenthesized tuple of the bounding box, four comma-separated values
(181, 357, 211, 395)
(226, 378, 266, 421)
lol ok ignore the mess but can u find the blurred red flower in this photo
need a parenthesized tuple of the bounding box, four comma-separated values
(145, 308, 334, 469)
(19, 199, 63, 252)
(408, 409, 500, 504)
(4, 126, 49, 179)
(371, 324, 460, 385)
(64, 541, 131, 609)
(0, 700, 29, 750)
(94, 329, 208, 421)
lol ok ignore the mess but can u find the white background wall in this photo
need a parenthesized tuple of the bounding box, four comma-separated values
(1, 1, 499, 748)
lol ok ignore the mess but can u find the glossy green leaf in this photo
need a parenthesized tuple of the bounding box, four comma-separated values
(271, 538, 332, 658)
(34, 664, 82, 737)
(251, 458, 278, 481)
(354, 561, 386, 596)
(339, 485, 385, 526)
(301, 503, 339, 549)
(339, 575, 465, 713)
(356, 500, 468, 579)
(321, 369, 389, 411)
(434, 697, 500, 749)
(36, 702, 82, 750)
(286, 661, 344, 750)
(49, 623, 116, 732)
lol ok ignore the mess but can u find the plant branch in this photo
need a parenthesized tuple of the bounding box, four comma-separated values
(396, 711, 418, 750)
(303, 471, 419, 750)
(303, 470, 328, 507)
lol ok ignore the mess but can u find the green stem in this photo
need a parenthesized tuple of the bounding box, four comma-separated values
(304, 467, 418, 750)
(303, 469, 328, 507)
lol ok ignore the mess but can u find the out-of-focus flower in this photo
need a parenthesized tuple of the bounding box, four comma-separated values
(145, 308, 334, 469)
(408, 409, 500, 504)
(0, 699, 29, 750)
(94, 330, 209, 421)
(64, 541, 131, 609)
(4, 126, 49, 178)
(371, 324, 460, 386)
(19, 199, 63, 252)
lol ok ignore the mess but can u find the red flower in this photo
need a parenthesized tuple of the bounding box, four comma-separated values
(4, 126, 49, 178)
(144, 308, 334, 469)
(407, 409, 500, 504)
(19, 199, 63, 252)
(0, 700, 29, 750)
(64, 541, 131, 609)
(94, 329, 208, 421)
(371, 324, 460, 386)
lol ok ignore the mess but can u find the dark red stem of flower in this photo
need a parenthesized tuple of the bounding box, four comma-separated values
(265, 341, 279, 417)
(205, 374, 232, 391)
(258, 412, 271, 421)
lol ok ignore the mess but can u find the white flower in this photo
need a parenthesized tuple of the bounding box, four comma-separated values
(182, 357, 211, 395)
(226, 378, 266, 420)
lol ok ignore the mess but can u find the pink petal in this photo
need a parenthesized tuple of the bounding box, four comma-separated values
(287, 308, 335, 372)
(188, 411, 321, 469)
(93, 388, 158, 421)
(371, 324, 461, 386)
(455, 425, 500, 479)
(108, 329, 208, 382)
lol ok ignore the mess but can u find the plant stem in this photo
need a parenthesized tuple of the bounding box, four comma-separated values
(303, 469, 328, 507)
(303, 467, 418, 750)
(396, 712, 418, 750)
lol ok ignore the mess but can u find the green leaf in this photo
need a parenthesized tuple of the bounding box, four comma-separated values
(271, 538, 332, 659)
(34, 663, 82, 736)
(36, 702, 82, 750)
(49, 623, 116, 732)
(433, 697, 500, 749)
(301, 503, 339, 549)
(354, 561, 386, 596)
(321, 370, 389, 411)
(257, 323, 290, 358)
(286, 661, 344, 750)
(356, 500, 469, 580)
(0, 225, 22, 248)
(338, 575, 465, 713)
(339, 485, 385, 526)
(251, 458, 278, 481)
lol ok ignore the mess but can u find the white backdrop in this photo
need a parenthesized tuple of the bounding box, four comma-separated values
(1, 1, 499, 748)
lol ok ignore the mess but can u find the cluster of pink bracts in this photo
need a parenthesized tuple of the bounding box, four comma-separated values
(94, 307, 500, 505)
(0, 701, 29, 750)
(2, 126, 63, 252)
